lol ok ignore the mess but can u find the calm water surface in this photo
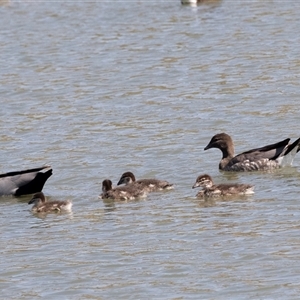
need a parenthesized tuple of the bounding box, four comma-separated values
(1, 0, 300, 299)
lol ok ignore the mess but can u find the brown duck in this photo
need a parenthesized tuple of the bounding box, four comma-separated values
(204, 133, 300, 171)
(101, 179, 149, 201)
(192, 174, 254, 198)
(117, 171, 174, 192)
(28, 192, 72, 213)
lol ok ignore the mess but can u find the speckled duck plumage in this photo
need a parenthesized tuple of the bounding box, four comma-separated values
(101, 179, 149, 201)
(204, 133, 300, 172)
(117, 171, 174, 192)
(28, 192, 72, 213)
(192, 174, 254, 198)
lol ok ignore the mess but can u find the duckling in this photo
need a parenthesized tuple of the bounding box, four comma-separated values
(100, 179, 148, 201)
(117, 171, 173, 192)
(28, 192, 72, 213)
(204, 133, 300, 171)
(192, 174, 254, 198)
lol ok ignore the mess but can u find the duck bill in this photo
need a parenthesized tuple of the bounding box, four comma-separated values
(117, 178, 125, 185)
(204, 142, 214, 150)
(192, 183, 199, 189)
(204, 138, 218, 150)
(28, 197, 37, 205)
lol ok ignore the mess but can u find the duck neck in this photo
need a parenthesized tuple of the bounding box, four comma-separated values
(219, 145, 234, 170)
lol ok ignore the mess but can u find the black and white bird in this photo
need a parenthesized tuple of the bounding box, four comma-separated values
(0, 165, 52, 196)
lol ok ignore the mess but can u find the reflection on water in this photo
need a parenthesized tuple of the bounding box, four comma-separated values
(1, 0, 300, 299)
(29, 210, 74, 220)
(103, 202, 117, 214)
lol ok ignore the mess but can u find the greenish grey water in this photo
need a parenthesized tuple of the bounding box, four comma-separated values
(1, 0, 300, 299)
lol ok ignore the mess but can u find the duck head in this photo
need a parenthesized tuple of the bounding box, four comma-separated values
(28, 192, 46, 205)
(117, 172, 136, 185)
(193, 174, 214, 189)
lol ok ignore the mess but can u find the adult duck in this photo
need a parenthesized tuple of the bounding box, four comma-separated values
(0, 165, 52, 196)
(204, 133, 300, 171)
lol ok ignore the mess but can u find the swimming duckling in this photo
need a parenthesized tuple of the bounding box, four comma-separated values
(101, 179, 148, 201)
(192, 174, 254, 198)
(204, 133, 300, 171)
(117, 171, 173, 192)
(28, 192, 72, 213)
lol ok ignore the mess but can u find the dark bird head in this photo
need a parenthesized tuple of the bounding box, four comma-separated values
(28, 192, 46, 205)
(102, 179, 113, 193)
(117, 172, 136, 185)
